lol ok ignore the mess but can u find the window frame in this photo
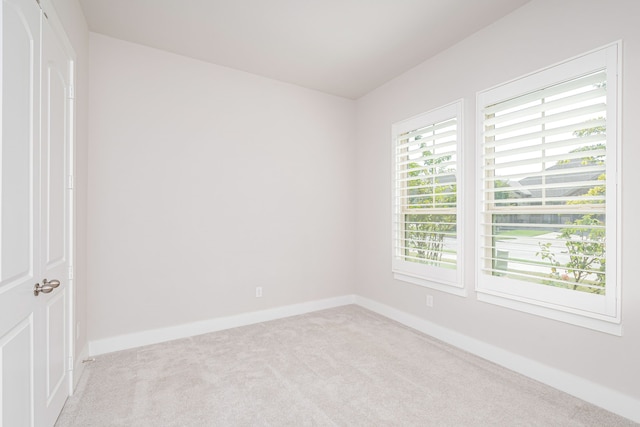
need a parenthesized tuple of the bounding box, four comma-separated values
(392, 100, 465, 296)
(475, 43, 621, 334)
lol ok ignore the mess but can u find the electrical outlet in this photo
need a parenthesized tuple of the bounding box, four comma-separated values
(256, 287, 263, 298)
(426, 295, 434, 307)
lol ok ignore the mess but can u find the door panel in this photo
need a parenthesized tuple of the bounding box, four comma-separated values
(38, 11, 72, 427)
(46, 291, 66, 402)
(44, 58, 67, 268)
(0, 0, 40, 425)
(1, 317, 33, 427)
(1, 0, 37, 286)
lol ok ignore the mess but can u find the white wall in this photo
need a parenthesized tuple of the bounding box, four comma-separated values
(49, 0, 89, 373)
(356, 0, 639, 408)
(87, 33, 356, 341)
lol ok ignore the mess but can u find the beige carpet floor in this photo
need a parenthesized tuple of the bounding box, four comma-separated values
(56, 305, 636, 426)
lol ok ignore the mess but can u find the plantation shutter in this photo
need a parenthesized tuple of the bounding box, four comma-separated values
(481, 70, 607, 289)
(392, 101, 463, 293)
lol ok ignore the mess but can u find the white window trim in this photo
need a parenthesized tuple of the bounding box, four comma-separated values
(392, 100, 465, 296)
(475, 43, 622, 335)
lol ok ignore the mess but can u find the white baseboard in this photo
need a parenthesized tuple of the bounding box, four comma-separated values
(354, 295, 640, 424)
(88, 295, 356, 356)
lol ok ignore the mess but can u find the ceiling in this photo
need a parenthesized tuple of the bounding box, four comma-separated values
(78, 0, 531, 99)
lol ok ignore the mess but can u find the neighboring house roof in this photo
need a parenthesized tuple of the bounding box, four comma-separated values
(510, 158, 603, 200)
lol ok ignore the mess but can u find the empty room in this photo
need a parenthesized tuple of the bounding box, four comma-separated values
(1, 0, 639, 425)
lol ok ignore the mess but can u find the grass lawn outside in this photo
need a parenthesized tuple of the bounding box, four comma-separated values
(496, 229, 551, 238)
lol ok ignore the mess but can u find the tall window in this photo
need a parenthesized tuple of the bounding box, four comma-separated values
(477, 44, 620, 332)
(392, 101, 463, 295)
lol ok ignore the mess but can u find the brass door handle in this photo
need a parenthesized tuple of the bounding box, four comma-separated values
(33, 278, 61, 296)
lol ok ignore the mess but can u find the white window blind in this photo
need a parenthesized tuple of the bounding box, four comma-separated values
(477, 44, 620, 330)
(392, 101, 463, 294)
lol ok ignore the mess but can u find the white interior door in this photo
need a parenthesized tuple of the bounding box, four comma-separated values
(0, 1, 42, 425)
(1, 0, 73, 426)
(37, 9, 72, 427)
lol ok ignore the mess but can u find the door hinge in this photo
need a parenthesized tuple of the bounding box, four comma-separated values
(68, 85, 75, 100)
(68, 266, 74, 280)
(67, 356, 74, 371)
(67, 175, 74, 190)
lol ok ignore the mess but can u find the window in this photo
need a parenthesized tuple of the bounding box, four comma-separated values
(476, 44, 620, 333)
(392, 101, 464, 295)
